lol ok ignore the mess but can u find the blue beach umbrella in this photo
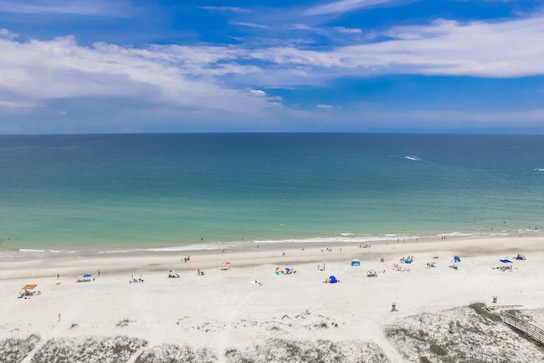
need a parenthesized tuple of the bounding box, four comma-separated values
(500, 259, 513, 263)
(83, 274, 92, 278)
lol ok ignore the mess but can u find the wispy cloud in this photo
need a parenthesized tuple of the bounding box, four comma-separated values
(0, 35, 271, 116)
(195, 6, 250, 13)
(334, 26, 363, 33)
(304, 0, 395, 16)
(230, 22, 269, 29)
(249, 16, 544, 79)
(0, 0, 132, 17)
(2, 13, 544, 132)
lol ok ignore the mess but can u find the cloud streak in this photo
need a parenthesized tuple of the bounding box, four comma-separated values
(0, 34, 273, 117)
(0, 0, 132, 17)
(304, 0, 396, 16)
(249, 16, 544, 79)
(195, 6, 250, 13)
(1, 14, 544, 133)
(230, 22, 269, 29)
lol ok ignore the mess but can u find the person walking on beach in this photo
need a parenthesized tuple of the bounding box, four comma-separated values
(57, 273, 59, 279)
(98, 269, 101, 277)
(58, 313, 61, 322)
(197, 268, 200, 276)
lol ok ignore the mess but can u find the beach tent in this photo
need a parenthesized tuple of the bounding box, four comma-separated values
(329, 276, 338, 284)
(20, 285, 38, 298)
(453, 256, 461, 263)
(516, 254, 526, 260)
(351, 259, 360, 266)
(500, 259, 513, 263)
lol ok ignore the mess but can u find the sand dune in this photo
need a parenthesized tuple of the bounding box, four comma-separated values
(1, 236, 544, 362)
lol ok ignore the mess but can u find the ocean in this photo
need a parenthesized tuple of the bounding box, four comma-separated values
(1, 133, 543, 258)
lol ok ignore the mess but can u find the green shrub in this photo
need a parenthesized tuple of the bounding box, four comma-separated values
(430, 343, 447, 356)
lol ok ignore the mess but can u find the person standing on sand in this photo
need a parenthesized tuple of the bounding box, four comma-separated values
(57, 273, 59, 279)
(98, 269, 101, 277)
(197, 268, 200, 276)
(58, 313, 61, 322)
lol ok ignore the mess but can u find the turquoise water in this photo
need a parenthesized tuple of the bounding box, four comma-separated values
(0, 133, 543, 256)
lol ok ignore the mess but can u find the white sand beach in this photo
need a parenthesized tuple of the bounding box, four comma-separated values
(2, 236, 544, 362)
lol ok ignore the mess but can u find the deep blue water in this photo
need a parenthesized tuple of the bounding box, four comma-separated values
(0, 133, 543, 255)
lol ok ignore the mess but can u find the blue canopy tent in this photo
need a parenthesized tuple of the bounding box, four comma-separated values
(351, 259, 360, 266)
(329, 276, 338, 284)
(516, 254, 526, 260)
(453, 256, 461, 263)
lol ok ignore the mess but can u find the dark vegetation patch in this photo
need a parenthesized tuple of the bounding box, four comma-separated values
(224, 339, 389, 363)
(468, 303, 501, 322)
(135, 344, 216, 363)
(0, 335, 40, 363)
(30, 336, 147, 363)
(429, 343, 447, 356)
(386, 307, 544, 363)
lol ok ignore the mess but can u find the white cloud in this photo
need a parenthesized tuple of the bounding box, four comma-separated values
(195, 6, 250, 13)
(230, 22, 269, 29)
(0, 28, 17, 40)
(304, 0, 394, 16)
(2, 13, 544, 131)
(250, 90, 267, 96)
(0, 100, 38, 108)
(334, 26, 363, 33)
(0, 0, 132, 17)
(0, 35, 272, 115)
(249, 16, 544, 78)
(317, 104, 333, 109)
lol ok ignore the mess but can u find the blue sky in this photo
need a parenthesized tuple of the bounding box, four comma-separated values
(1, 0, 544, 133)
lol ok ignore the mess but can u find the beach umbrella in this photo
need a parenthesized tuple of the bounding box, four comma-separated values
(223, 262, 231, 266)
(500, 259, 513, 263)
(169, 270, 176, 273)
(83, 274, 92, 278)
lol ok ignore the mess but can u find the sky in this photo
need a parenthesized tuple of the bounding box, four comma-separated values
(1, 0, 544, 134)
